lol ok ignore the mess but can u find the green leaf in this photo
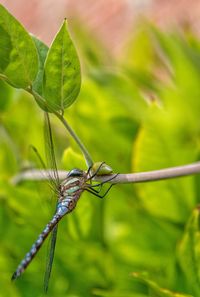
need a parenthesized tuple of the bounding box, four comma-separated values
(0, 79, 13, 111)
(177, 207, 200, 296)
(43, 20, 81, 112)
(0, 4, 39, 88)
(133, 102, 197, 223)
(132, 272, 192, 297)
(31, 35, 49, 95)
(62, 147, 85, 170)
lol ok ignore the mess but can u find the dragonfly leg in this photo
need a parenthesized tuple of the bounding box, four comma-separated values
(86, 184, 114, 199)
(89, 184, 102, 194)
(89, 173, 118, 188)
(100, 173, 118, 185)
(87, 162, 106, 181)
(86, 173, 118, 196)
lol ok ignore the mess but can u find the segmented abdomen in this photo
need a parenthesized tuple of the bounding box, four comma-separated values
(12, 212, 61, 280)
(12, 189, 83, 281)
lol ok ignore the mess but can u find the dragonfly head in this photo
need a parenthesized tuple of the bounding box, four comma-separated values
(67, 168, 84, 178)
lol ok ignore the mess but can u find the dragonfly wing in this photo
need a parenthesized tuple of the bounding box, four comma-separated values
(43, 112, 60, 292)
(44, 224, 58, 293)
(44, 112, 60, 189)
(29, 145, 58, 195)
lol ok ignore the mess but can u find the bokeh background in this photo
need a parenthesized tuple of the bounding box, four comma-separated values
(1, 1, 200, 297)
(1, 0, 200, 56)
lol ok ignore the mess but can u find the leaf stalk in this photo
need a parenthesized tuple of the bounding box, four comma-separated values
(28, 89, 93, 167)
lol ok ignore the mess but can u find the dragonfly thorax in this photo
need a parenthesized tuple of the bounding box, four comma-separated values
(58, 172, 87, 216)
(60, 170, 87, 201)
(61, 177, 81, 195)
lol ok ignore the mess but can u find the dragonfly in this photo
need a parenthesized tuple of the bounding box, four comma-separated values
(11, 112, 115, 292)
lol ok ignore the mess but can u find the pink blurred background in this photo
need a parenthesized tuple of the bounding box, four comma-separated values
(0, 0, 199, 56)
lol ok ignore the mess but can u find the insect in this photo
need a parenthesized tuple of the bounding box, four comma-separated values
(11, 113, 115, 292)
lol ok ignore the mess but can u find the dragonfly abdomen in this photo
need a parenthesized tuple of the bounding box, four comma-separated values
(11, 213, 61, 280)
(11, 193, 81, 281)
(57, 196, 78, 215)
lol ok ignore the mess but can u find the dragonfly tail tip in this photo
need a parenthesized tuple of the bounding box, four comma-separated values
(11, 272, 17, 281)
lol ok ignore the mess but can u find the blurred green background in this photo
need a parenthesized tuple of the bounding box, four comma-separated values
(1, 21, 200, 297)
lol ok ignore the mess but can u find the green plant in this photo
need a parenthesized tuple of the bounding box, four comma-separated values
(1, 4, 200, 297)
(0, 4, 93, 168)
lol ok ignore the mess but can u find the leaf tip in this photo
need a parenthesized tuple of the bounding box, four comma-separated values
(63, 18, 68, 27)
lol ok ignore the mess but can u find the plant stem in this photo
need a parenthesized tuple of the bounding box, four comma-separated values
(0, 74, 7, 80)
(28, 89, 93, 167)
(97, 161, 200, 184)
(12, 161, 200, 185)
(54, 112, 93, 167)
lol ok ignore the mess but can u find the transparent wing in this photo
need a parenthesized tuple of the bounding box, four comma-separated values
(44, 112, 60, 190)
(43, 112, 60, 292)
(29, 145, 59, 195)
(44, 225, 58, 293)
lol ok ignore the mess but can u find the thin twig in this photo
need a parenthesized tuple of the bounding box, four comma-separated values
(11, 161, 200, 185)
(55, 113, 93, 167)
(11, 169, 68, 185)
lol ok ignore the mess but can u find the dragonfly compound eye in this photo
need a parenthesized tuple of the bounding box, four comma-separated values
(67, 168, 83, 177)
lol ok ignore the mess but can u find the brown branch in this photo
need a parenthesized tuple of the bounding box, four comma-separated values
(11, 161, 200, 185)
(99, 161, 200, 184)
